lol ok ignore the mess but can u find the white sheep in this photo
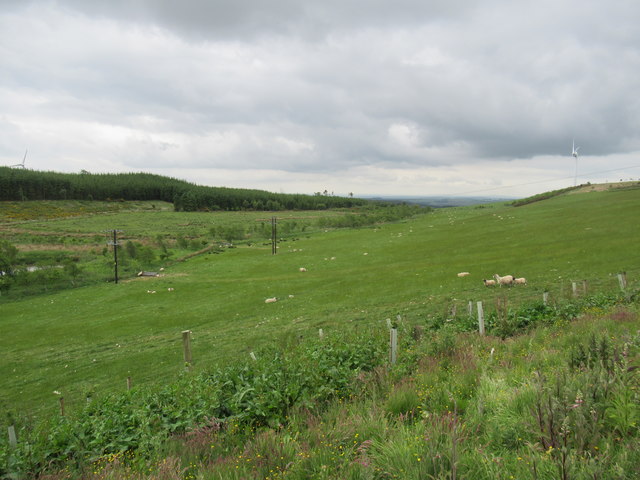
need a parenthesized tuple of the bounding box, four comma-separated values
(457, 272, 470, 277)
(514, 277, 527, 285)
(299, 267, 307, 272)
(493, 274, 514, 287)
(265, 297, 278, 303)
(483, 279, 496, 287)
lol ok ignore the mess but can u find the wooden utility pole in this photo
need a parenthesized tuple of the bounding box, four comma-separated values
(106, 230, 122, 284)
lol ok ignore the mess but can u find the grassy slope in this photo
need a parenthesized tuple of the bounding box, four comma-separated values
(1, 188, 639, 416)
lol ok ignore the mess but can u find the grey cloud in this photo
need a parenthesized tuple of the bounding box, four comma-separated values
(2, 0, 640, 195)
(51, 0, 473, 41)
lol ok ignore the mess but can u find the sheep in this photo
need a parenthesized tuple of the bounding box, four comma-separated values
(457, 272, 470, 277)
(299, 267, 307, 272)
(265, 297, 278, 303)
(483, 279, 496, 287)
(493, 274, 514, 287)
(514, 277, 527, 285)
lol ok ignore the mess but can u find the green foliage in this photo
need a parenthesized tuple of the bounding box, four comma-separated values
(385, 384, 421, 417)
(0, 167, 367, 211)
(2, 304, 639, 479)
(0, 332, 386, 478)
(510, 185, 582, 207)
(0, 239, 18, 274)
(0, 240, 18, 295)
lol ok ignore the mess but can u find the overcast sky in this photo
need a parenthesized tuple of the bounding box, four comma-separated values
(1, 0, 640, 198)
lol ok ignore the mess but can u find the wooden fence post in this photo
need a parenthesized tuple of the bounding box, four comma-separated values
(572, 282, 578, 298)
(127, 376, 132, 391)
(543, 291, 549, 306)
(8, 425, 17, 448)
(182, 330, 192, 368)
(389, 327, 398, 364)
(477, 301, 485, 335)
(468, 301, 473, 317)
(618, 272, 627, 290)
(59, 397, 65, 417)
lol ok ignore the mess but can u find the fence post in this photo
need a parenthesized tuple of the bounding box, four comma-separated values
(127, 376, 132, 391)
(59, 397, 65, 417)
(572, 282, 578, 298)
(468, 301, 473, 317)
(543, 291, 549, 306)
(477, 301, 485, 335)
(582, 280, 588, 295)
(8, 425, 17, 448)
(389, 327, 398, 364)
(182, 330, 192, 368)
(618, 272, 627, 290)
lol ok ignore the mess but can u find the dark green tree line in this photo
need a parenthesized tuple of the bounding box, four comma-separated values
(0, 168, 367, 211)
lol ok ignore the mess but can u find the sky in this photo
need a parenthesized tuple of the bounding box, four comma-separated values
(1, 0, 640, 198)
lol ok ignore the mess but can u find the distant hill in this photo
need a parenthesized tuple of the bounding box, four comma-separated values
(0, 167, 366, 212)
(510, 181, 640, 207)
(362, 195, 514, 208)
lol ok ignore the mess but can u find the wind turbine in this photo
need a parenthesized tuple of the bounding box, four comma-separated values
(571, 140, 579, 186)
(10, 150, 27, 169)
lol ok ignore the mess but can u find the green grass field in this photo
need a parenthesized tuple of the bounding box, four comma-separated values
(1, 187, 639, 418)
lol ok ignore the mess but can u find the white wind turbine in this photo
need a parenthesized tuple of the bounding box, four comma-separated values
(11, 150, 27, 168)
(571, 140, 580, 186)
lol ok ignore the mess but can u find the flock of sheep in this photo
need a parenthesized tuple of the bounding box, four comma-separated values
(457, 272, 527, 287)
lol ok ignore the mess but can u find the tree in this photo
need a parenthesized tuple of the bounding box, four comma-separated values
(62, 259, 82, 285)
(0, 240, 18, 276)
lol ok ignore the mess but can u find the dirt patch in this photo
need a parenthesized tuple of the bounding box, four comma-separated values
(569, 181, 640, 194)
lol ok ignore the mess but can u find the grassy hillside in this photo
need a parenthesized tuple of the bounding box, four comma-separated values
(1, 186, 639, 479)
(1, 187, 638, 419)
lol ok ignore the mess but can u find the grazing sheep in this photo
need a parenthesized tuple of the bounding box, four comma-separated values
(457, 272, 470, 277)
(265, 297, 278, 303)
(299, 267, 307, 272)
(493, 274, 514, 287)
(483, 279, 496, 287)
(514, 277, 527, 285)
